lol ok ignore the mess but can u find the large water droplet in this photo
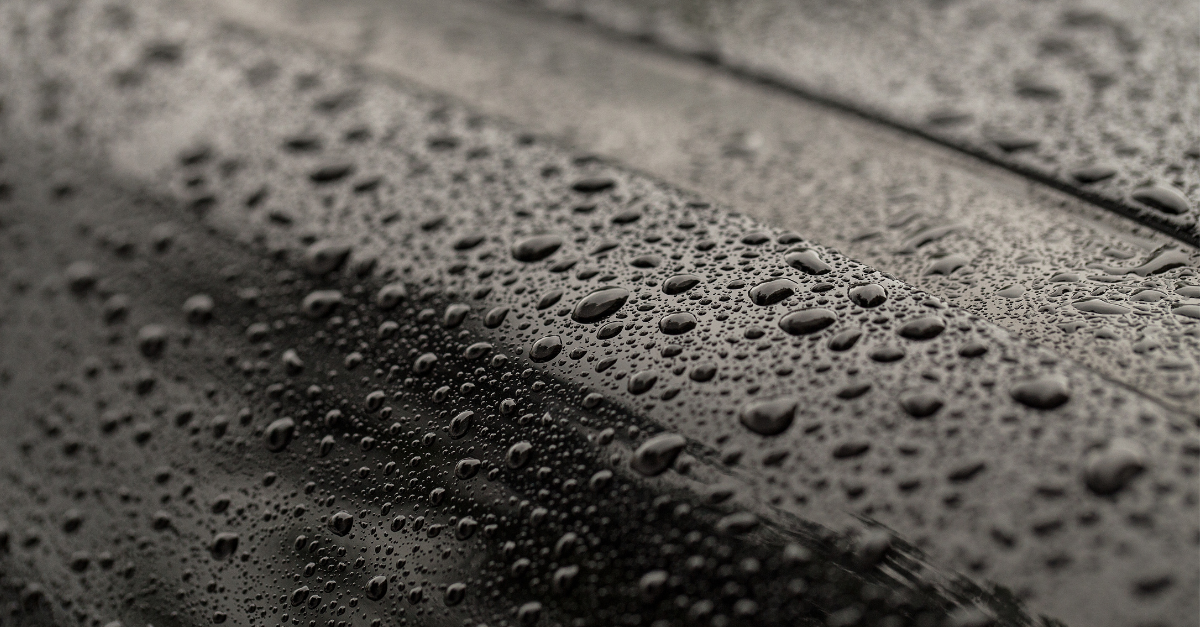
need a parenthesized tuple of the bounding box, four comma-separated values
(329, 511, 353, 536)
(662, 274, 702, 295)
(209, 532, 239, 560)
(630, 433, 687, 476)
(659, 312, 697, 335)
(779, 308, 837, 335)
(484, 306, 509, 328)
(365, 575, 388, 601)
(828, 328, 862, 351)
(897, 316, 946, 340)
(1130, 184, 1191, 215)
(1010, 377, 1070, 409)
(1071, 299, 1130, 315)
(899, 392, 942, 418)
(627, 371, 658, 395)
(264, 417, 295, 452)
(572, 287, 630, 323)
(784, 249, 831, 275)
(1084, 439, 1146, 495)
(506, 441, 533, 469)
(748, 278, 798, 306)
(847, 283, 887, 307)
(529, 336, 563, 362)
(512, 235, 563, 262)
(739, 397, 797, 435)
(376, 282, 407, 309)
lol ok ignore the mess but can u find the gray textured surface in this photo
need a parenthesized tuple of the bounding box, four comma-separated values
(513, 0, 1200, 245)
(208, 0, 1200, 419)
(0, 0, 1195, 626)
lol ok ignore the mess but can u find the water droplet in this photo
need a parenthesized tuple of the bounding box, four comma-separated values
(748, 278, 798, 306)
(449, 411, 473, 438)
(264, 417, 295, 452)
(690, 363, 717, 382)
(413, 353, 437, 375)
(571, 178, 615, 194)
(662, 274, 702, 295)
(629, 254, 660, 268)
(454, 458, 480, 479)
(1098, 248, 1190, 277)
(453, 234, 486, 250)
(572, 287, 630, 323)
(597, 322, 623, 339)
(847, 283, 887, 307)
(183, 294, 214, 324)
(659, 312, 697, 335)
(65, 261, 99, 293)
(512, 235, 563, 262)
(1071, 165, 1117, 184)
(715, 512, 759, 534)
(612, 209, 641, 224)
(1172, 304, 1200, 320)
(828, 328, 862, 351)
(997, 284, 1026, 298)
(639, 570, 669, 601)
(365, 575, 387, 601)
(1071, 299, 1130, 315)
(989, 130, 1040, 152)
(529, 336, 563, 362)
(444, 583, 467, 606)
(627, 371, 658, 395)
(552, 565, 579, 592)
(517, 601, 543, 625)
(836, 382, 871, 399)
(958, 342, 989, 358)
(506, 441, 532, 468)
(779, 308, 837, 335)
(302, 241, 351, 275)
(1130, 184, 1191, 215)
(926, 253, 970, 275)
(463, 342, 493, 359)
(897, 315, 946, 340)
(832, 441, 871, 459)
(443, 303, 470, 327)
(329, 511, 353, 536)
(739, 397, 797, 435)
(309, 164, 354, 183)
(1010, 377, 1070, 409)
(301, 290, 342, 318)
(376, 282, 407, 309)
(536, 289, 564, 310)
(484, 306, 509, 328)
(784, 249, 831, 274)
(209, 532, 238, 560)
(1084, 439, 1146, 495)
(137, 325, 168, 358)
(1130, 289, 1165, 302)
(899, 392, 943, 418)
(630, 433, 687, 476)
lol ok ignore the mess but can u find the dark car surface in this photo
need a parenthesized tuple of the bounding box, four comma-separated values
(0, 1, 1196, 627)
